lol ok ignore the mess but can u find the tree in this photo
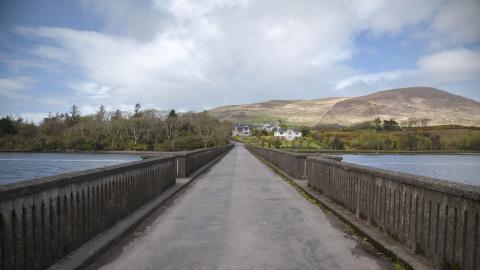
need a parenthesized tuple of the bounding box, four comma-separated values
(133, 103, 142, 118)
(330, 136, 344, 149)
(300, 126, 310, 137)
(127, 108, 152, 146)
(407, 118, 418, 128)
(420, 118, 431, 127)
(372, 117, 382, 131)
(168, 109, 177, 118)
(0, 105, 232, 151)
(355, 131, 386, 150)
(96, 105, 107, 121)
(111, 109, 123, 121)
(213, 121, 231, 146)
(429, 134, 441, 150)
(109, 113, 127, 149)
(0, 116, 17, 135)
(382, 119, 400, 131)
(66, 105, 80, 126)
(193, 112, 217, 148)
(166, 110, 180, 150)
(400, 133, 419, 150)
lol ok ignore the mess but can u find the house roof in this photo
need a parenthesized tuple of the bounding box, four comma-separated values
(233, 124, 250, 129)
(276, 128, 300, 133)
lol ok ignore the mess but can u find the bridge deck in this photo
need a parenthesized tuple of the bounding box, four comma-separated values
(91, 145, 390, 270)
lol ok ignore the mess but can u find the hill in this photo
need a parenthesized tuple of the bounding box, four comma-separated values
(209, 87, 480, 127)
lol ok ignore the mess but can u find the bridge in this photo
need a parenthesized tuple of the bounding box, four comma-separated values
(1, 143, 479, 270)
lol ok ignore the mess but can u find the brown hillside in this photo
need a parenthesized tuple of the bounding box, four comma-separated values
(209, 87, 480, 126)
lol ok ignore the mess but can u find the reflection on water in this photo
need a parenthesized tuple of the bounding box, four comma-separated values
(0, 153, 141, 185)
(342, 154, 480, 186)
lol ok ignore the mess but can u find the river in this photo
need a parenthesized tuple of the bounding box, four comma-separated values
(342, 154, 480, 186)
(0, 152, 141, 185)
(1, 152, 479, 187)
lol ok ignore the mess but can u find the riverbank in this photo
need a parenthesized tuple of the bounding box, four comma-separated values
(0, 149, 208, 155)
(285, 148, 480, 155)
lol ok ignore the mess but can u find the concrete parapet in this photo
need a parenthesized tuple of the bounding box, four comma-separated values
(0, 144, 233, 270)
(245, 144, 480, 269)
(142, 144, 234, 177)
(306, 156, 480, 270)
(245, 144, 341, 179)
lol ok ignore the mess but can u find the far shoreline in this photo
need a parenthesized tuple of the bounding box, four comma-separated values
(1, 148, 480, 155)
(0, 150, 166, 155)
(285, 149, 480, 155)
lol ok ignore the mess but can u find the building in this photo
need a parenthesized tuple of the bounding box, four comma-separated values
(261, 122, 280, 132)
(232, 124, 252, 136)
(273, 128, 302, 141)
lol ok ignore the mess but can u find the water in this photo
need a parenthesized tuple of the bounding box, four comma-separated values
(0, 152, 141, 185)
(341, 154, 480, 186)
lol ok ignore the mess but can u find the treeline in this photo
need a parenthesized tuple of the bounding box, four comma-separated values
(314, 117, 430, 131)
(0, 104, 232, 151)
(314, 129, 480, 151)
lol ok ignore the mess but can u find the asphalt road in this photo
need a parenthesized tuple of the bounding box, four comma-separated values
(94, 145, 391, 270)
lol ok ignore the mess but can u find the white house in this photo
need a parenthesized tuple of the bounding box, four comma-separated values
(261, 122, 280, 132)
(273, 129, 302, 141)
(232, 124, 252, 136)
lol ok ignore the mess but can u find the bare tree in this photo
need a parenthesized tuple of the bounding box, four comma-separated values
(420, 118, 431, 127)
(407, 118, 418, 128)
(128, 114, 148, 145)
(108, 111, 127, 149)
(193, 111, 217, 148)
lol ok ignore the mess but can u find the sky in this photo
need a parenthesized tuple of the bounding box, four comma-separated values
(1, 0, 479, 123)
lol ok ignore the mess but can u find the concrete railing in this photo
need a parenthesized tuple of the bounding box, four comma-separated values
(0, 144, 233, 270)
(307, 156, 480, 270)
(245, 145, 341, 179)
(0, 157, 176, 270)
(245, 144, 480, 269)
(143, 144, 234, 177)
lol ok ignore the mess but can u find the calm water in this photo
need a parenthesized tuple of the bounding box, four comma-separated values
(0, 153, 141, 185)
(342, 154, 480, 186)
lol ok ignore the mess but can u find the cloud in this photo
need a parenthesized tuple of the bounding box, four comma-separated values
(417, 48, 480, 83)
(335, 70, 412, 90)
(432, 0, 480, 44)
(79, 0, 172, 41)
(353, 0, 439, 33)
(335, 48, 480, 91)
(71, 81, 115, 99)
(5, 0, 480, 114)
(0, 76, 36, 97)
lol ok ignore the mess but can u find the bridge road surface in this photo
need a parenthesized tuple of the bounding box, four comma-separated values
(93, 145, 391, 270)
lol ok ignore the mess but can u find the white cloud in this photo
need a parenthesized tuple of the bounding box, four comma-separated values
(7, 0, 480, 113)
(335, 48, 480, 92)
(0, 76, 36, 97)
(353, 0, 440, 33)
(418, 48, 480, 82)
(71, 82, 115, 99)
(432, 0, 480, 44)
(335, 70, 412, 90)
(417, 48, 480, 83)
